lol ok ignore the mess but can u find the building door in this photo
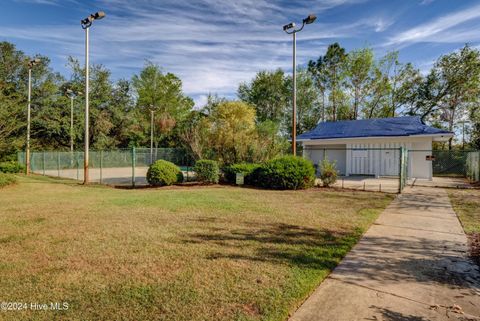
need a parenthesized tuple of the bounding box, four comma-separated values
(381, 149, 397, 176)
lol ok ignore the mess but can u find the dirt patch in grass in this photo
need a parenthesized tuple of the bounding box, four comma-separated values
(448, 189, 480, 266)
(0, 175, 393, 321)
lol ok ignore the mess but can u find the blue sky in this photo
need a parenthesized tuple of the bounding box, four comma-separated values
(2, 0, 480, 107)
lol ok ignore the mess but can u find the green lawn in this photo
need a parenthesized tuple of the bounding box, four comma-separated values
(449, 189, 480, 234)
(448, 188, 480, 266)
(0, 175, 393, 321)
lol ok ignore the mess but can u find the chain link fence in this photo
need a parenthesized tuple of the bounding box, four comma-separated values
(431, 150, 468, 177)
(467, 151, 480, 183)
(18, 148, 195, 187)
(20, 147, 476, 190)
(304, 147, 408, 193)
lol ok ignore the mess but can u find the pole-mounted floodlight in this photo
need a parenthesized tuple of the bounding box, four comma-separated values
(283, 22, 295, 31)
(81, 11, 106, 29)
(283, 14, 316, 156)
(303, 14, 317, 25)
(28, 58, 41, 68)
(25, 58, 42, 175)
(81, 11, 106, 184)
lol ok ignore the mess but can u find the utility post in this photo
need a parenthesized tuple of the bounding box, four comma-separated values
(26, 58, 41, 175)
(81, 11, 106, 184)
(150, 108, 154, 164)
(283, 14, 316, 156)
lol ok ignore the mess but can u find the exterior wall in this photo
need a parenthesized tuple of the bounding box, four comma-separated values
(303, 144, 346, 175)
(302, 136, 433, 180)
(410, 139, 433, 180)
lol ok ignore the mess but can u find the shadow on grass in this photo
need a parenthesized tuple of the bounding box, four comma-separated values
(185, 219, 480, 292)
(185, 221, 361, 271)
(20, 174, 108, 189)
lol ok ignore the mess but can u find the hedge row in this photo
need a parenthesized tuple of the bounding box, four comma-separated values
(146, 159, 221, 186)
(223, 163, 261, 185)
(0, 161, 25, 174)
(224, 156, 316, 190)
(0, 173, 17, 188)
(194, 160, 219, 184)
(146, 160, 183, 186)
(146, 156, 316, 190)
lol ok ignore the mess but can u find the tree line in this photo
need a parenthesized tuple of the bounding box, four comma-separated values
(239, 43, 480, 149)
(1, 41, 479, 163)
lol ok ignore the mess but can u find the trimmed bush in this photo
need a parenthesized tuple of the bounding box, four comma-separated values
(194, 160, 219, 184)
(147, 160, 183, 186)
(254, 156, 315, 190)
(319, 159, 338, 187)
(223, 163, 261, 185)
(0, 173, 17, 188)
(0, 161, 25, 174)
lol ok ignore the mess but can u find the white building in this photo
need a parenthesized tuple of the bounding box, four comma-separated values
(297, 117, 453, 180)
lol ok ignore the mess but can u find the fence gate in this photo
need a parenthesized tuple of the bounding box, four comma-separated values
(467, 151, 480, 183)
(399, 147, 408, 192)
(432, 150, 469, 177)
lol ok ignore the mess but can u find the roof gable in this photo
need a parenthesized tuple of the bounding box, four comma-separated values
(297, 116, 452, 140)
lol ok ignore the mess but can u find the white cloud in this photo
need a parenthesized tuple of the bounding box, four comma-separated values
(388, 3, 480, 45)
(14, 0, 79, 5)
(3, 0, 381, 99)
(420, 0, 434, 5)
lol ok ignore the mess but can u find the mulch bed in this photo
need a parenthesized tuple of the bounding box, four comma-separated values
(467, 233, 480, 266)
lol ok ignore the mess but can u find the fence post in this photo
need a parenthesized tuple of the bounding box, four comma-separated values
(42, 151, 46, 176)
(57, 151, 60, 177)
(100, 150, 103, 184)
(398, 147, 404, 194)
(131, 146, 136, 188)
(186, 155, 190, 182)
(76, 151, 79, 180)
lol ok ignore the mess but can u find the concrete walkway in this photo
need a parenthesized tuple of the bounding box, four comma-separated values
(290, 186, 480, 321)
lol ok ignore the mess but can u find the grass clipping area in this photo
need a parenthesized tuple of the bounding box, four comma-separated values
(0, 176, 393, 321)
(449, 189, 480, 265)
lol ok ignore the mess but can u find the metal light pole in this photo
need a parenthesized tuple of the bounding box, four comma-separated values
(70, 95, 74, 152)
(66, 89, 77, 152)
(81, 11, 106, 184)
(26, 58, 41, 175)
(283, 14, 316, 156)
(458, 120, 470, 150)
(150, 108, 154, 164)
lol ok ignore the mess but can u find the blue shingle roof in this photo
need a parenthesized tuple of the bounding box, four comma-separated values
(297, 116, 452, 140)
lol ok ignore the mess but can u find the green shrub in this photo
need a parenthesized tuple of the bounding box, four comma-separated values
(0, 173, 17, 188)
(319, 159, 338, 187)
(0, 161, 25, 174)
(223, 163, 261, 185)
(194, 160, 219, 184)
(254, 156, 315, 190)
(146, 160, 183, 186)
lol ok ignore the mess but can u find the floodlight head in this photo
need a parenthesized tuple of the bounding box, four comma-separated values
(93, 11, 106, 20)
(283, 22, 295, 31)
(81, 11, 106, 29)
(303, 14, 316, 25)
(28, 58, 41, 68)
